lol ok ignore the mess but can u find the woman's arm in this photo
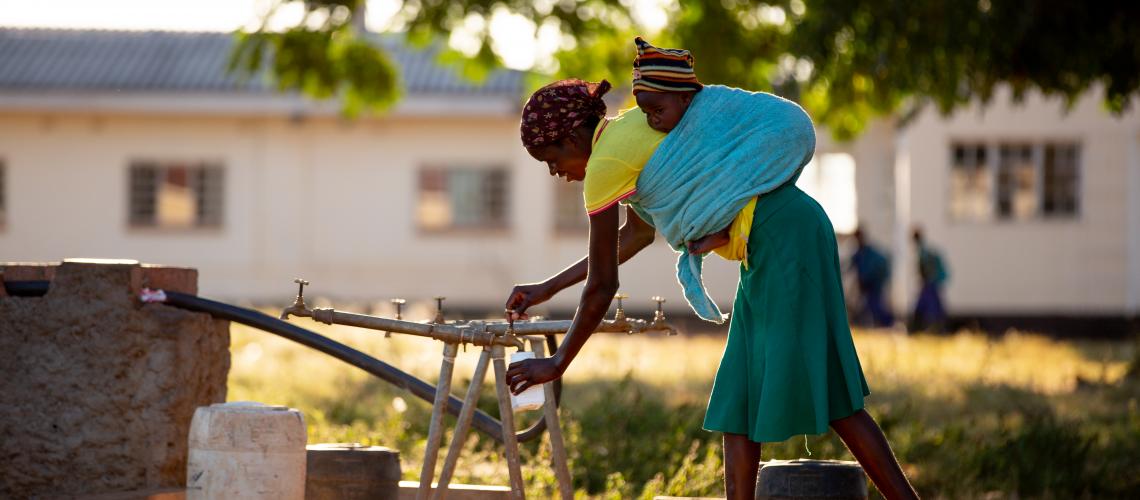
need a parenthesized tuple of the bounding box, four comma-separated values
(505, 204, 655, 317)
(506, 203, 631, 393)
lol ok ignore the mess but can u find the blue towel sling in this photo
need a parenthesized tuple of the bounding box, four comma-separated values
(628, 85, 817, 322)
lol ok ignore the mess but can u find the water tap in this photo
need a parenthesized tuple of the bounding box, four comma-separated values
(647, 296, 678, 336)
(603, 292, 635, 334)
(280, 278, 312, 320)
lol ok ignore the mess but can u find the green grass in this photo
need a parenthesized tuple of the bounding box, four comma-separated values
(227, 313, 1140, 499)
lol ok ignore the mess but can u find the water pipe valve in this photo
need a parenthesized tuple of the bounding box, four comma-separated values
(613, 293, 628, 320)
(386, 298, 406, 338)
(649, 296, 677, 335)
(433, 296, 446, 324)
(280, 278, 312, 320)
(611, 292, 634, 334)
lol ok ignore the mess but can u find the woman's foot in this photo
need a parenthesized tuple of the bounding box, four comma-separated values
(688, 228, 731, 254)
(830, 410, 919, 500)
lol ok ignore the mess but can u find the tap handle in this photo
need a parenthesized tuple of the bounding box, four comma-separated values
(390, 298, 406, 319)
(433, 296, 446, 323)
(293, 278, 309, 298)
(651, 296, 665, 313)
(614, 292, 628, 310)
(505, 308, 516, 336)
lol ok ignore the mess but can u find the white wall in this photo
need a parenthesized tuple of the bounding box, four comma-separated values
(1129, 128, 1140, 315)
(895, 87, 1140, 314)
(0, 109, 745, 318)
(10, 89, 1131, 319)
(846, 119, 898, 246)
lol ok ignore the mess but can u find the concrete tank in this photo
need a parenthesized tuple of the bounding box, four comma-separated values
(186, 402, 307, 500)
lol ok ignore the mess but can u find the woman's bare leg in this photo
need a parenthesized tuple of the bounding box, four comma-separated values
(830, 409, 919, 500)
(723, 433, 761, 500)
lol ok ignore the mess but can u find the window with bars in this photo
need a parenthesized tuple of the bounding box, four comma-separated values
(1043, 143, 1080, 216)
(551, 180, 630, 235)
(996, 143, 1037, 220)
(416, 167, 509, 231)
(553, 180, 588, 234)
(128, 161, 224, 229)
(949, 141, 1080, 221)
(949, 143, 992, 221)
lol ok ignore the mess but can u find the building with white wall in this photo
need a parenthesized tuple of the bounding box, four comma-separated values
(888, 87, 1140, 335)
(1, 28, 1137, 334)
(0, 28, 748, 319)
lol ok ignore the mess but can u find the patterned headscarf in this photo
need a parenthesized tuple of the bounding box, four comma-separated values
(520, 79, 612, 149)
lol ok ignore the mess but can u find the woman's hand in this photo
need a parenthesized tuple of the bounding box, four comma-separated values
(504, 282, 556, 321)
(506, 356, 562, 394)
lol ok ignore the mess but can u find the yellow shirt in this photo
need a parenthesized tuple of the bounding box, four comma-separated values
(582, 107, 755, 263)
(583, 107, 665, 215)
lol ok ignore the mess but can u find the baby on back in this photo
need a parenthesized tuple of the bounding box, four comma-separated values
(631, 37, 732, 254)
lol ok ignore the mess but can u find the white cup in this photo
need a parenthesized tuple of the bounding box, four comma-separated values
(509, 351, 546, 412)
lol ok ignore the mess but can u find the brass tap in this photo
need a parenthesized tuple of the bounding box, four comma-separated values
(280, 278, 312, 320)
(647, 296, 678, 336)
(599, 292, 635, 334)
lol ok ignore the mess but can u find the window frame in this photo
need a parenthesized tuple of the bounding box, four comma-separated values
(126, 159, 225, 232)
(414, 164, 512, 236)
(947, 141, 995, 223)
(947, 138, 1082, 224)
(1040, 142, 1082, 219)
(552, 179, 590, 237)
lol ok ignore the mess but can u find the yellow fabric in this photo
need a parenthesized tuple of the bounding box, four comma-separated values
(583, 107, 665, 214)
(583, 106, 756, 261)
(712, 196, 757, 267)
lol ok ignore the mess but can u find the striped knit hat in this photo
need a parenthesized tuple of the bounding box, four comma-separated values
(632, 36, 702, 94)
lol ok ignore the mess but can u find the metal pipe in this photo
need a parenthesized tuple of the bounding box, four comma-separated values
(308, 307, 670, 337)
(491, 344, 526, 499)
(432, 347, 492, 500)
(310, 308, 525, 349)
(532, 340, 573, 500)
(156, 290, 553, 444)
(418, 342, 459, 500)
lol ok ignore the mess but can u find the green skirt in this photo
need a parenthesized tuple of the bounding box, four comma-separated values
(702, 182, 870, 443)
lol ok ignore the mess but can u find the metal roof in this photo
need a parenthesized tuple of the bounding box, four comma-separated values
(0, 27, 525, 97)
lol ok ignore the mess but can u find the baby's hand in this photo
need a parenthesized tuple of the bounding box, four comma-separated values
(687, 230, 731, 254)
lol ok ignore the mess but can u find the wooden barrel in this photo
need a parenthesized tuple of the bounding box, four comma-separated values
(755, 459, 867, 500)
(305, 443, 401, 500)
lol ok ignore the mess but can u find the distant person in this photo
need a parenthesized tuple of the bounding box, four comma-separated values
(849, 228, 894, 327)
(910, 227, 949, 333)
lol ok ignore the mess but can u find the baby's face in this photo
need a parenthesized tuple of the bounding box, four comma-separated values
(635, 91, 694, 133)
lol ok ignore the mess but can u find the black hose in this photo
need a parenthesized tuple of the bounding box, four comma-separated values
(3, 280, 558, 444)
(3, 280, 49, 297)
